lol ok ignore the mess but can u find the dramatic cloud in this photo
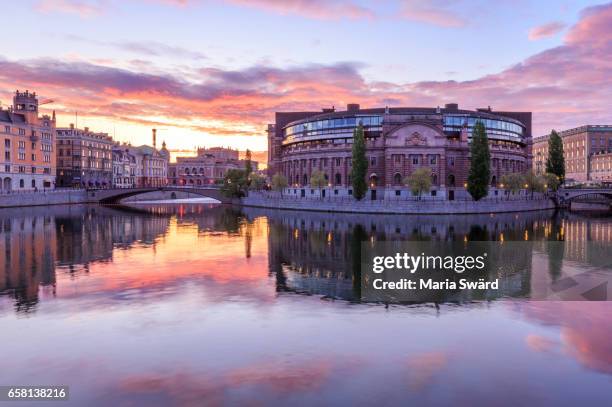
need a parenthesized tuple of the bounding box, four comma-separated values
(4, 2, 612, 143)
(528, 21, 566, 40)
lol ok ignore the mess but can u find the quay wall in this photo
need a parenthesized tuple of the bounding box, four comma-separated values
(240, 192, 556, 214)
(0, 190, 89, 208)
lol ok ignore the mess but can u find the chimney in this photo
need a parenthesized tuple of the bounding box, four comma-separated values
(444, 103, 459, 111)
(347, 103, 360, 112)
(70, 123, 74, 129)
(152, 128, 157, 148)
(84, 127, 89, 132)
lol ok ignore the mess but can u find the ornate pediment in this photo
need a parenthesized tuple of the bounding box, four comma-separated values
(406, 131, 427, 146)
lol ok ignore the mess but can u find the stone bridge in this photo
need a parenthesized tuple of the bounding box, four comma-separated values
(89, 187, 231, 204)
(557, 188, 612, 208)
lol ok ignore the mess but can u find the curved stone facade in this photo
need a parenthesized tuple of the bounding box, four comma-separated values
(268, 104, 532, 200)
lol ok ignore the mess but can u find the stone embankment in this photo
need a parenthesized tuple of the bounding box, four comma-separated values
(0, 189, 89, 208)
(239, 192, 556, 214)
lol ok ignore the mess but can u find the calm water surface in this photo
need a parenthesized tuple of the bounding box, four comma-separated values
(0, 203, 611, 406)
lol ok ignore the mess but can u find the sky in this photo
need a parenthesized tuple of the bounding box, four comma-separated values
(0, 0, 610, 157)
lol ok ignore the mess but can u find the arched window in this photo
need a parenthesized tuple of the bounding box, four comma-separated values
(19, 179, 24, 188)
(393, 173, 402, 185)
(369, 174, 378, 187)
(335, 173, 341, 185)
(491, 175, 497, 186)
(31, 179, 36, 188)
(448, 174, 455, 187)
(303, 174, 308, 185)
(185, 168, 190, 175)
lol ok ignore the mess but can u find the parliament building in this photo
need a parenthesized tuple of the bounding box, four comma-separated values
(267, 103, 532, 200)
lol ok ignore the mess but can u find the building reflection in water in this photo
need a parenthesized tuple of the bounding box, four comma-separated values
(241, 207, 612, 302)
(2, 203, 612, 312)
(0, 205, 171, 311)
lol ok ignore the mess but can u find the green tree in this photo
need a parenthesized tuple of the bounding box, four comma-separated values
(350, 124, 368, 200)
(404, 167, 432, 199)
(467, 121, 491, 201)
(244, 149, 253, 189)
(220, 169, 247, 198)
(310, 169, 327, 198)
(271, 172, 288, 196)
(249, 172, 267, 191)
(524, 170, 545, 197)
(543, 172, 560, 192)
(546, 130, 565, 182)
(500, 173, 524, 199)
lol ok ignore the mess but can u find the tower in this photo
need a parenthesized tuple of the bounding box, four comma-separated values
(13, 90, 39, 123)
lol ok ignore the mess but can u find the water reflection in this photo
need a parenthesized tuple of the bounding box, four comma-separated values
(2, 205, 612, 310)
(0, 203, 610, 406)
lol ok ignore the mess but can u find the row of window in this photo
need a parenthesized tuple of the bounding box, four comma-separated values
(3, 139, 54, 152)
(2, 125, 54, 138)
(443, 115, 524, 135)
(0, 165, 51, 174)
(285, 116, 383, 137)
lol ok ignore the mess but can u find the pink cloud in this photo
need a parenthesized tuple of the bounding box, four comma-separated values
(225, 0, 375, 20)
(528, 21, 566, 40)
(4, 2, 612, 143)
(35, 0, 104, 17)
(400, 0, 467, 28)
(517, 302, 612, 374)
(525, 334, 557, 353)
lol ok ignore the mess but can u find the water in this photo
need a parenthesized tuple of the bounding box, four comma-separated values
(0, 203, 610, 406)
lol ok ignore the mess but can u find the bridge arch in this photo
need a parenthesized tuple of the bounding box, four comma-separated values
(557, 188, 612, 209)
(93, 187, 231, 204)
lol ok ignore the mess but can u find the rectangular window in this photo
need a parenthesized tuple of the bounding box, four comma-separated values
(4, 139, 9, 148)
(4, 126, 9, 133)
(412, 155, 419, 165)
(429, 155, 437, 165)
(370, 157, 377, 166)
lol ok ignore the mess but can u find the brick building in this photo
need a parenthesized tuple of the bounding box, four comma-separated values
(533, 125, 612, 182)
(0, 90, 56, 191)
(268, 103, 532, 200)
(169, 147, 257, 186)
(56, 125, 114, 187)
